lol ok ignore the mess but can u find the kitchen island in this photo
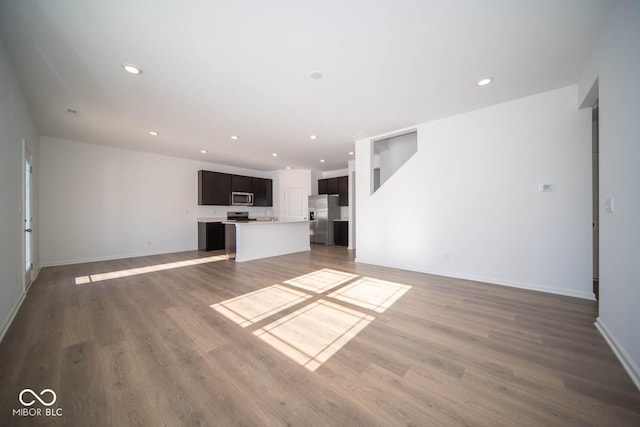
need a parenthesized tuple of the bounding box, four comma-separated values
(225, 220, 310, 262)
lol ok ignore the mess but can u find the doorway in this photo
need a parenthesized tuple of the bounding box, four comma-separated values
(23, 141, 33, 290)
(592, 102, 599, 300)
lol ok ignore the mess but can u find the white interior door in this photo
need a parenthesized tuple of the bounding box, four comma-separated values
(284, 188, 307, 221)
(24, 145, 33, 289)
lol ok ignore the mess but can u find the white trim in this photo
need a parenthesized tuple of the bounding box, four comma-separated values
(27, 267, 40, 291)
(595, 318, 640, 391)
(0, 267, 39, 344)
(40, 247, 198, 267)
(354, 257, 595, 300)
(0, 291, 27, 344)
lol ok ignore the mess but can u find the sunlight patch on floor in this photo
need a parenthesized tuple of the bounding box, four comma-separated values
(253, 299, 375, 372)
(328, 277, 412, 313)
(209, 268, 412, 371)
(284, 268, 358, 293)
(74, 255, 227, 285)
(211, 285, 311, 327)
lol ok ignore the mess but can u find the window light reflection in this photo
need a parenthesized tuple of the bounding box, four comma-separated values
(74, 254, 227, 285)
(328, 277, 412, 313)
(253, 299, 374, 372)
(211, 285, 311, 327)
(284, 268, 358, 293)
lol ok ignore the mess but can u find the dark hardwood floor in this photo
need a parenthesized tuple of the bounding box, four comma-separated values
(1, 246, 639, 426)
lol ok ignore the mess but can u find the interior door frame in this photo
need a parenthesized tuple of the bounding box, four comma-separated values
(23, 139, 33, 290)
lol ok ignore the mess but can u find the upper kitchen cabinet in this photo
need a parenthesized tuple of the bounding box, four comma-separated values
(199, 170, 272, 206)
(338, 176, 349, 206)
(318, 176, 349, 206)
(252, 177, 273, 206)
(231, 175, 252, 193)
(327, 177, 339, 195)
(198, 170, 231, 205)
(318, 179, 328, 195)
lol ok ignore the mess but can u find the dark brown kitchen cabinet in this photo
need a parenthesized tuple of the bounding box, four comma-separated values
(318, 175, 348, 206)
(252, 177, 273, 206)
(198, 170, 231, 205)
(338, 176, 348, 206)
(198, 222, 225, 251)
(318, 179, 328, 195)
(199, 170, 272, 206)
(327, 177, 339, 194)
(231, 175, 252, 193)
(333, 221, 348, 246)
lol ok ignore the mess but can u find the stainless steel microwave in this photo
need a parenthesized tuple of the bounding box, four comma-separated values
(231, 192, 253, 206)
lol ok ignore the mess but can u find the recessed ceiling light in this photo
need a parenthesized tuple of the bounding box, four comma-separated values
(286, 166, 291, 170)
(477, 76, 493, 86)
(122, 63, 143, 75)
(148, 131, 159, 136)
(320, 159, 325, 163)
(309, 135, 317, 140)
(348, 151, 354, 155)
(200, 149, 208, 154)
(310, 71, 323, 79)
(272, 153, 278, 157)
(231, 135, 239, 140)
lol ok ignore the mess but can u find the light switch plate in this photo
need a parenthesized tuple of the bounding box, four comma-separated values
(605, 196, 614, 213)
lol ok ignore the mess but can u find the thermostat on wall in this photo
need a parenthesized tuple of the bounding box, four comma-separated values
(539, 183, 553, 192)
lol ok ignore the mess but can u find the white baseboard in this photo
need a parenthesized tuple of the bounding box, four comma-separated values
(27, 267, 40, 291)
(595, 318, 640, 391)
(0, 290, 27, 344)
(40, 246, 198, 267)
(0, 267, 40, 344)
(354, 257, 595, 300)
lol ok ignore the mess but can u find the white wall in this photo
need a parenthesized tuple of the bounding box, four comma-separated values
(0, 40, 39, 339)
(356, 85, 592, 299)
(348, 160, 356, 249)
(39, 137, 271, 266)
(322, 169, 349, 179)
(578, 0, 640, 389)
(310, 170, 322, 196)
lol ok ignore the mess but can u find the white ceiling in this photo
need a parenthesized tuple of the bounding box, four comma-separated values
(0, 0, 613, 171)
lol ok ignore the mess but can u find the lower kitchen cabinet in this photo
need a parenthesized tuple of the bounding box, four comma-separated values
(198, 222, 225, 251)
(333, 221, 348, 247)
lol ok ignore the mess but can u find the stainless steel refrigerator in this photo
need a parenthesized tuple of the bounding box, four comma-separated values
(308, 195, 340, 244)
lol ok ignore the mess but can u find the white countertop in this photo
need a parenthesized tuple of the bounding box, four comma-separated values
(197, 217, 227, 223)
(223, 219, 310, 225)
